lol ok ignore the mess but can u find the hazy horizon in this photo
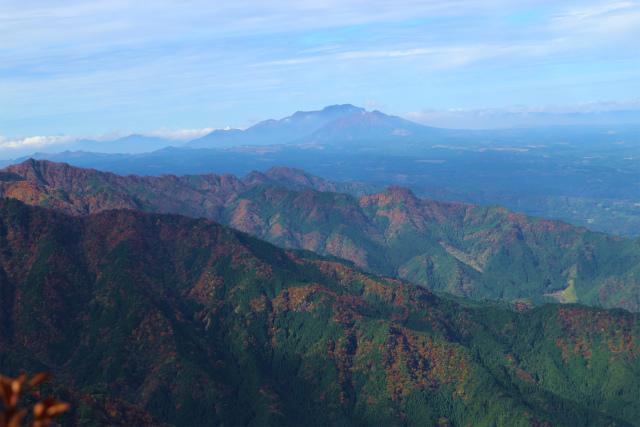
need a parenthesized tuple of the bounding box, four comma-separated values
(1, 103, 639, 159)
(1, 0, 638, 157)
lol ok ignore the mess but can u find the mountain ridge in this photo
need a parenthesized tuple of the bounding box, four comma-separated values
(2, 159, 638, 312)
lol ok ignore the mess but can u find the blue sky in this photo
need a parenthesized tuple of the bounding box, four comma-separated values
(1, 0, 639, 156)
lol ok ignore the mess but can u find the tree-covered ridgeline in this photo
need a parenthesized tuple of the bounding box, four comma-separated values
(2, 160, 639, 312)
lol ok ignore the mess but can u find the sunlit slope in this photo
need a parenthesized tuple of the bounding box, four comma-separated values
(221, 185, 640, 311)
(2, 159, 639, 311)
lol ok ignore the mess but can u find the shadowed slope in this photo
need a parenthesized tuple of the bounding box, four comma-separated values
(0, 198, 638, 426)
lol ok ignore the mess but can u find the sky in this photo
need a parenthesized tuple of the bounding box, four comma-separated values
(1, 0, 639, 157)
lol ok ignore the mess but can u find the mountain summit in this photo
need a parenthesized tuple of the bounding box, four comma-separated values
(299, 109, 439, 142)
(186, 104, 437, 148)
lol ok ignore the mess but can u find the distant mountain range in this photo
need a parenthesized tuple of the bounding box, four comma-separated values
(3, 105, 638, 160)
(1, 103, 444, 163)
(9, 104, 426, 156)
(6, 134, 177, 157)
(77, 134, 174, 153)
(1, 196, 638, 426)
(2, 159, 638, 312)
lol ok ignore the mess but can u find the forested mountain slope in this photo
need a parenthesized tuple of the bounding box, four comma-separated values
(222, 184, 640, 311)
(0, 198, 638, 426)
(1, 160, 638, 311)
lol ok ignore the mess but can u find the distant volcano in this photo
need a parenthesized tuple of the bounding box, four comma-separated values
(186, 104, 439, 148)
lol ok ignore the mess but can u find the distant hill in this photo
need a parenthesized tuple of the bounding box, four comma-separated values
(1, 135, 175, 160)
(2, 159, 638, 312)
(78, 134, 174, 154)
(1, 197, 638, 426)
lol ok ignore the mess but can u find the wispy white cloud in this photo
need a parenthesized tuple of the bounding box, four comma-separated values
(365, 99, 385, 109)
(506, 98, 640, 114)
(141, 127, 219, 140)
(0, 126, 222, 158)
(0, 134, 76, 151)
(552, 1, 635, 21)
(251, 57, 323, 67)
(403, 99, 640, 129)
(296, 45, 345, 54)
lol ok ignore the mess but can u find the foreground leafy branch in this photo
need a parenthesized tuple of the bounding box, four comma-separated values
(0, 373, 69, 427)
